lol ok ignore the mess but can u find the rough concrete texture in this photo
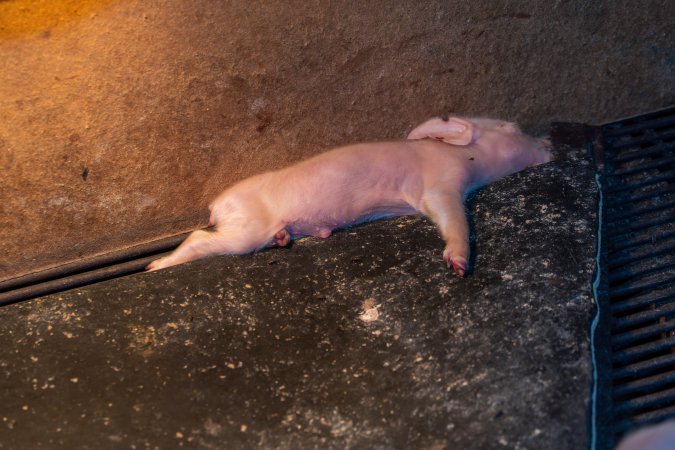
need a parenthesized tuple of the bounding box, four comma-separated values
(0, 0, 671, 280)
(0, 139, 597, 449)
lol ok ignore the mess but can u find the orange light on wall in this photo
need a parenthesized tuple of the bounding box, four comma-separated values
(0, 0, 113, 39)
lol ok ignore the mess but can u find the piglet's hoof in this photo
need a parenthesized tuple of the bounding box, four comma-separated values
(145, 258, 166, 271)
(444, 253, 467, 277)
(452, 259, 467, 277)
(452, 259, 466, 277)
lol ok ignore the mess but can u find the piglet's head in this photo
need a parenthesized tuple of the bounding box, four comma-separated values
(407, 116, 528, 146)
(408, 115, 553, 169)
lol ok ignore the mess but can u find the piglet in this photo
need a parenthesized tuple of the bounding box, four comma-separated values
(146, 116, 552, 275)
(615, 420, 675, 450)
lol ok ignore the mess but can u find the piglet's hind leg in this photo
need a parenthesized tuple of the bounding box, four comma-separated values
(147, 229, 230, 271)
(420, 191, 470, 277)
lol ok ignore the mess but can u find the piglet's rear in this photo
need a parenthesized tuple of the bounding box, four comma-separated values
(147, 116, 552, 276)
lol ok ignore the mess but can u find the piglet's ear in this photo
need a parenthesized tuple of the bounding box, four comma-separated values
(436, 117, 475, 146)
(407, 116, 476, 146)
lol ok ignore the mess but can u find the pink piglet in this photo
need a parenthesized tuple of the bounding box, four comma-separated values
(147, 116, 552, 276)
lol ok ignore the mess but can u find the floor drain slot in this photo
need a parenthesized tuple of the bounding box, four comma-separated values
(0, 233, 189, 306)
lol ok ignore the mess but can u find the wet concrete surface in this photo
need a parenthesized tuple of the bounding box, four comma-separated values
(0, 138, 597, 449)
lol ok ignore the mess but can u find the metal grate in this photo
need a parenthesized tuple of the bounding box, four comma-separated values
(600, 105, 675, 445)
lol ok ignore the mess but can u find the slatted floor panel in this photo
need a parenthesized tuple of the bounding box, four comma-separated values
(601, 106, 675, 441)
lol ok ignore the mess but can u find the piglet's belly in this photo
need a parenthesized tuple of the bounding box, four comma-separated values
(286, 203, 419, 238)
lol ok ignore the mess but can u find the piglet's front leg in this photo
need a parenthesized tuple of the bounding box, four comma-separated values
(420, 190, 470, 277)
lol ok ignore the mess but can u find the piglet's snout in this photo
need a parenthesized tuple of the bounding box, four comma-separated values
(536, 138, 553, 164)
(522, 138, 553, 168)
(507, 136, 553, 169)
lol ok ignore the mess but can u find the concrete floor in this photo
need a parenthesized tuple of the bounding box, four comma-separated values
(0, 134, 598, 449)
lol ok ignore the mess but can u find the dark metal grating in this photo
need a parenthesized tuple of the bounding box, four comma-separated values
(600, 105, 675, 445)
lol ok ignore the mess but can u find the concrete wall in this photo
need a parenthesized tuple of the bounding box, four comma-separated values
(1, 0, 673, 280)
